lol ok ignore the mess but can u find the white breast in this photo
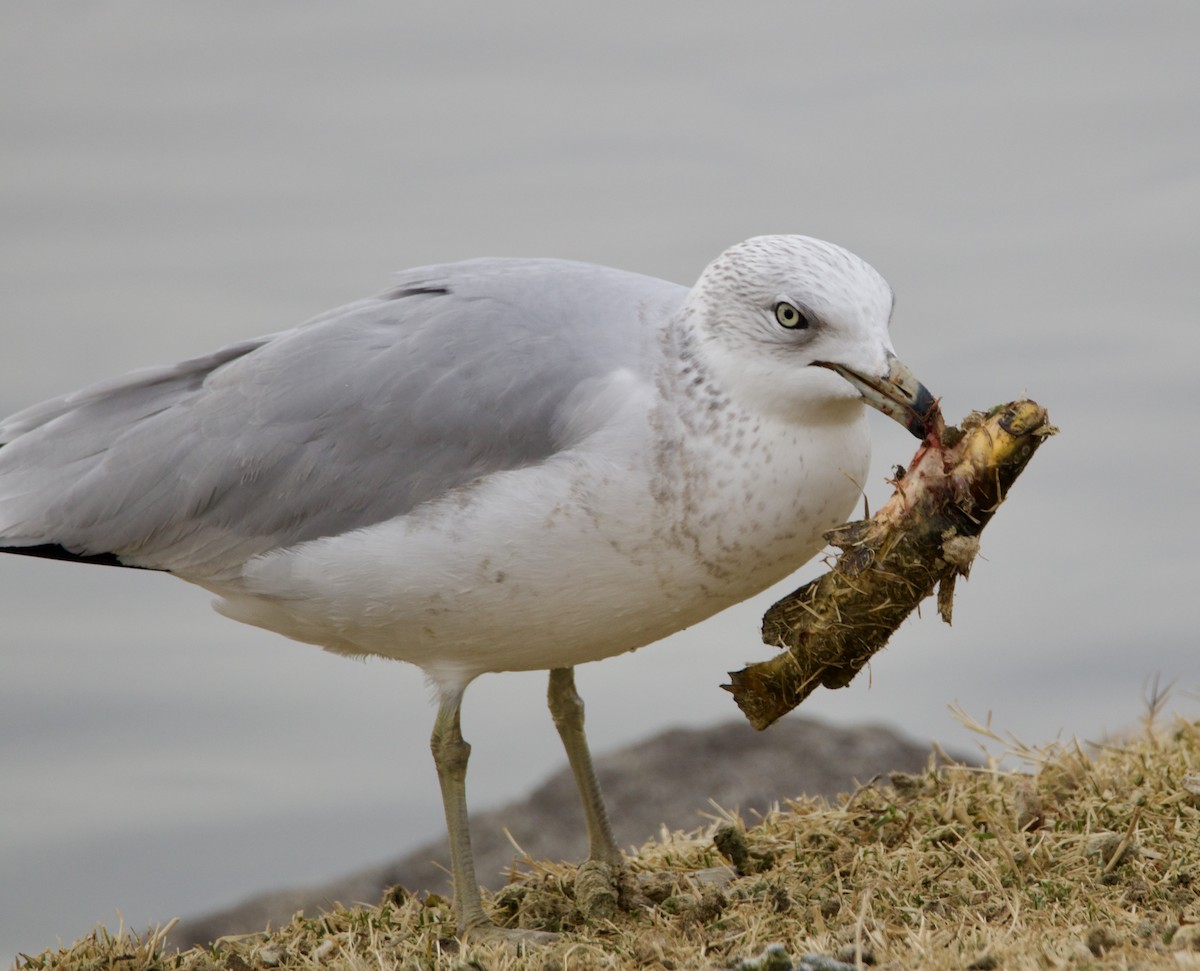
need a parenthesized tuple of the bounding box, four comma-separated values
(203, 380, 869, 692)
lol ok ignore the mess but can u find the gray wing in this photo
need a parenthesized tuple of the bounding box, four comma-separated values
(0, 257, 683, 579)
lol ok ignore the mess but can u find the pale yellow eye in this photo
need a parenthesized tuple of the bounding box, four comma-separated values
(774, 301, 809, 329)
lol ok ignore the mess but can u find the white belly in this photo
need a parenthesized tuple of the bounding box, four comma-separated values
(204, 405, 870, 692)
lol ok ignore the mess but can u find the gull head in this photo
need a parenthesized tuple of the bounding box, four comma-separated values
(685, 235, 936, 438)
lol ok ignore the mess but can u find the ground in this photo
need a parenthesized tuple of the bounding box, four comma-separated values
(14, 712, 1200, 971)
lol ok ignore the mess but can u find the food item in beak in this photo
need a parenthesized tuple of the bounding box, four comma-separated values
(724, 399, 1056, 730)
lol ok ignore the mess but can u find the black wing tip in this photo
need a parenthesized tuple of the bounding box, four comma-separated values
(385, 284, 452, 300)
(0, 543, 157, 570)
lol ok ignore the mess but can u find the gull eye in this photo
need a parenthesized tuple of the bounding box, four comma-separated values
(774, 301, 810, 330)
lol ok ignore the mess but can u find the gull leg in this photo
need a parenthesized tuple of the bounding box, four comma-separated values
(431, 686, 560, 946)
(547, 667, 622, 866)
(430, 686, 490, 933)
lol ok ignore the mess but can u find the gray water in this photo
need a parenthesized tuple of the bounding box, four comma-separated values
(2, 2, 1197, 960)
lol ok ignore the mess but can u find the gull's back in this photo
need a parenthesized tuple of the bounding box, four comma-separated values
(0, 257, 684, 581)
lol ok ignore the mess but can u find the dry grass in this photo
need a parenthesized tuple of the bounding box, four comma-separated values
(14, 712, 1200, 971)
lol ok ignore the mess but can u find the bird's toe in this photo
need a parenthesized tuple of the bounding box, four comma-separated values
(459, 922, 560, 951)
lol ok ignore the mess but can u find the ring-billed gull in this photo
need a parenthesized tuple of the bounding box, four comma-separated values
(0, 235, 934, 940)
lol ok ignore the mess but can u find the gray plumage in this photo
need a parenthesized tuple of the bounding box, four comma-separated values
(0, 258, 679, 579)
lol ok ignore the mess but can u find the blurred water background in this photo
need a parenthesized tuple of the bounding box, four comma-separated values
(2, 2, 1197, 960)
